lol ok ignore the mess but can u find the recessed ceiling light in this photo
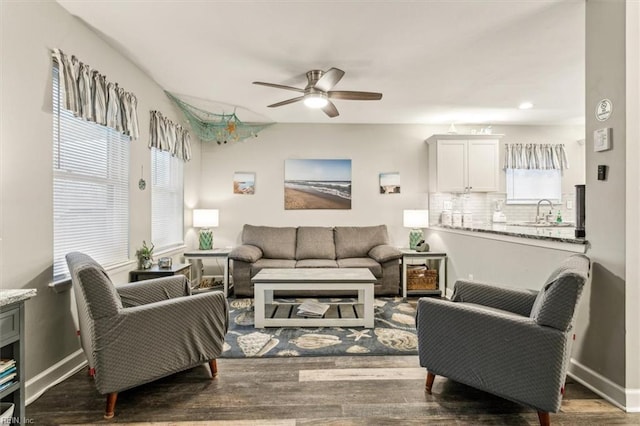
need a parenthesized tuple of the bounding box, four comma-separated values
(519, 102, 534, 110)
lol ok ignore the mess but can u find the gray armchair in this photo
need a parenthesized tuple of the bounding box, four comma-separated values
(416, 254, 590, 426)
(66, 252, 229, 419)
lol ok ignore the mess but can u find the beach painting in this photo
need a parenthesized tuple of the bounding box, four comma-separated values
(380, 172, 401, 194)
(233, 172, 255, 194)
(284, 159, 351, 210)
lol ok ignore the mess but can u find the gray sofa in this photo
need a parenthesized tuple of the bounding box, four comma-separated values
(229, 224, 402, 296)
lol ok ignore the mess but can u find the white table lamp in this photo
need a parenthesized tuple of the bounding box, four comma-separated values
(403, 210, 429, 250)
(193, 209, 219, 250)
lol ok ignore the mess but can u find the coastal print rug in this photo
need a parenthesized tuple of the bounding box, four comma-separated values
(221, 297, 418, 358)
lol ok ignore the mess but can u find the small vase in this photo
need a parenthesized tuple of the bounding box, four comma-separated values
(140, 258, 153, 269)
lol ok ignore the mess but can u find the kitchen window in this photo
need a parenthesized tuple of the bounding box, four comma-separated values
(506, 169, 562, 204)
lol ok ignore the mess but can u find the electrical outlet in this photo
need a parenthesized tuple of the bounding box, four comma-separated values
(444, 201, 453, 210)
(468, 274, 474, 280)
(566, 200, 573, 209)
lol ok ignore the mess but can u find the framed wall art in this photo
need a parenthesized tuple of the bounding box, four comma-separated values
(380, 172, 400, 194)
(233, 172, 255, 194)
(284, 159, 351, 210)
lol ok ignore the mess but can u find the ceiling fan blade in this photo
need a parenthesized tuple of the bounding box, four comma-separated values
(328, 91, 383, 101)
(322, 101, 339, 118)
(267, 96, 304, 108)
(314, 68, 345, 92)
(253, 81, 304, 93)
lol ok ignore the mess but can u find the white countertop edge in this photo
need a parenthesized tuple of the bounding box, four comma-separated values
(0, 288, 37, 307)
(429, 227, 588, 254)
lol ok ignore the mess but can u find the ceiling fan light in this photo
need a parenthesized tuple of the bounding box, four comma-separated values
(304, 93, 328, 109)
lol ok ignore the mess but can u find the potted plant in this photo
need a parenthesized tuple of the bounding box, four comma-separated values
(135, 240, 154, 269)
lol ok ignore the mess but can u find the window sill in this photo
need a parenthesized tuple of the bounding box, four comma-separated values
(48, 246, 187, 293)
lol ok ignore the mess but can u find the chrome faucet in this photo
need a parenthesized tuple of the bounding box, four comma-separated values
(536, 199, 553, 223)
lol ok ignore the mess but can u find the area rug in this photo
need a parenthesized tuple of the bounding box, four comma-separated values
(220, 297, 418, 358)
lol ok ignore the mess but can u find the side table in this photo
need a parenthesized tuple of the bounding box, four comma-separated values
(184, 248, 232, 297)
(400, 249, 447, 299)
(129, 263, 191, 283)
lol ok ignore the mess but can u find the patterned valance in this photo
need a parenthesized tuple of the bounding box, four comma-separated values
(51, 48, 139, 140)
(149, 110, 192, 161)
(504, 143, 569, 171)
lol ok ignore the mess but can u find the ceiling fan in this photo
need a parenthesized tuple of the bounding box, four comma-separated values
(253, 68, 382, 118)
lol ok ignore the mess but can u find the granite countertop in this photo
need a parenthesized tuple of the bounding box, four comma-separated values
(434, 223, 587, 245)
(0, 288, 37, 307)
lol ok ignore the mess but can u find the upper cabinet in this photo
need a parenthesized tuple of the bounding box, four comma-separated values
(426, 134, 503, 193)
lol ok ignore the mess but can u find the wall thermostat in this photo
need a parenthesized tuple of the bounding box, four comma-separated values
(593, 128, 612, 152)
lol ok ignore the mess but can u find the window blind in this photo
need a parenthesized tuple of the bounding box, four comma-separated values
(53, 64, 130, 280)
(151, 148, 184, 250)
(506, 169, 562, 204)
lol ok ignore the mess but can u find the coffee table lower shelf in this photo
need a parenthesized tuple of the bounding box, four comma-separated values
(260, 302, 366, 328)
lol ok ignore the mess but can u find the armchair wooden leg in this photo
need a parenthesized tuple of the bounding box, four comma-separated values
(537, 411, 550, 426)
(208, 359, 218, 378)
(104, 392, 117, 419)
(425, 372, 435, 394)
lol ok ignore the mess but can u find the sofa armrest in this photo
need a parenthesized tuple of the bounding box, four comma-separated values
(451, 279, 539, 317)
(117, 275, 191, 307)
(229, 244, 263, 263)
(368, 244, 402, 263)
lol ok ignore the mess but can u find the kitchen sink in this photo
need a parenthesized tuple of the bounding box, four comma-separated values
(508, 221, 574, 228)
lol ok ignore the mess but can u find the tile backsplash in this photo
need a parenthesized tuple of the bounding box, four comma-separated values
(429, 192, 576, 226)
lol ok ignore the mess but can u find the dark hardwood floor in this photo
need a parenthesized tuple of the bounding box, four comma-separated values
(26, 355, 640, 425)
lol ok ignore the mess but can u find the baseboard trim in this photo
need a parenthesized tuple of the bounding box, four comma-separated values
(568, 358, 626, 411)
(25, 349, 87, 405)
(626, 389, 640, 412)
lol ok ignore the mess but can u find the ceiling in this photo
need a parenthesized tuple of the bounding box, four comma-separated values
(57, 0, 585, 126)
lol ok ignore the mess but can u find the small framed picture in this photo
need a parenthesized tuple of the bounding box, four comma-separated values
(233, 172, 255, 194)
(380, 172, 400, 194)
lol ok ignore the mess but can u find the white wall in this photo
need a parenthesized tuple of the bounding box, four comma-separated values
(0, 0, 201, 400)
(197, 123, 433, 248)
(580, 0, 627, 395)
(625, 0, 640, 409)
(197, 123, 585, 250)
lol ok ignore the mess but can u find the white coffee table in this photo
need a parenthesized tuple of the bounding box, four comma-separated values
(252, 268, 375, 328)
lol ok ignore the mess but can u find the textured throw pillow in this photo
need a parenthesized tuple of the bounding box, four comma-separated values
(295, 227, 336, 260)
(334, 225, 389, 259)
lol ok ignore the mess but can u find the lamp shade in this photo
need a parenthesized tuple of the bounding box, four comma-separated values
(403, 210, 429, 228)
(193, 209, 219, 228)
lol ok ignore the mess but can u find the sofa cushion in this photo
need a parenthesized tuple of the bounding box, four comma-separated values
(251, 258, 297, 276)
(334, 225, 389, 259)
(242, 225, 297, 259)
(295, 259, 339, 268)
(336, 257, 383, 278)
(296, 227, 336, 260)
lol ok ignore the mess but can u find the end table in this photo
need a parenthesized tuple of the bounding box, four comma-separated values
(129, 263, 191, 283)
(400, 249, 447, 300)
(184, 248, 233, 297)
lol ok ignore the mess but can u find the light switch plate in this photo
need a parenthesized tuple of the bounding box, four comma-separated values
(594, 128, 612, 152)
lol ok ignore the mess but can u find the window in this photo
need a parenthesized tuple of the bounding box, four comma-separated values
(506, 169, 562, 204)
(52, 64, 130, 281)
(151, 148, 184, 249)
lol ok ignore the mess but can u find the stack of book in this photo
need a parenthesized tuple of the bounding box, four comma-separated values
(296, 301, 329, 318)
(0, 359, 17, 392)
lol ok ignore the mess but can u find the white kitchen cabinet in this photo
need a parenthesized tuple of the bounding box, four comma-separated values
(427, 134, 502, 193)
